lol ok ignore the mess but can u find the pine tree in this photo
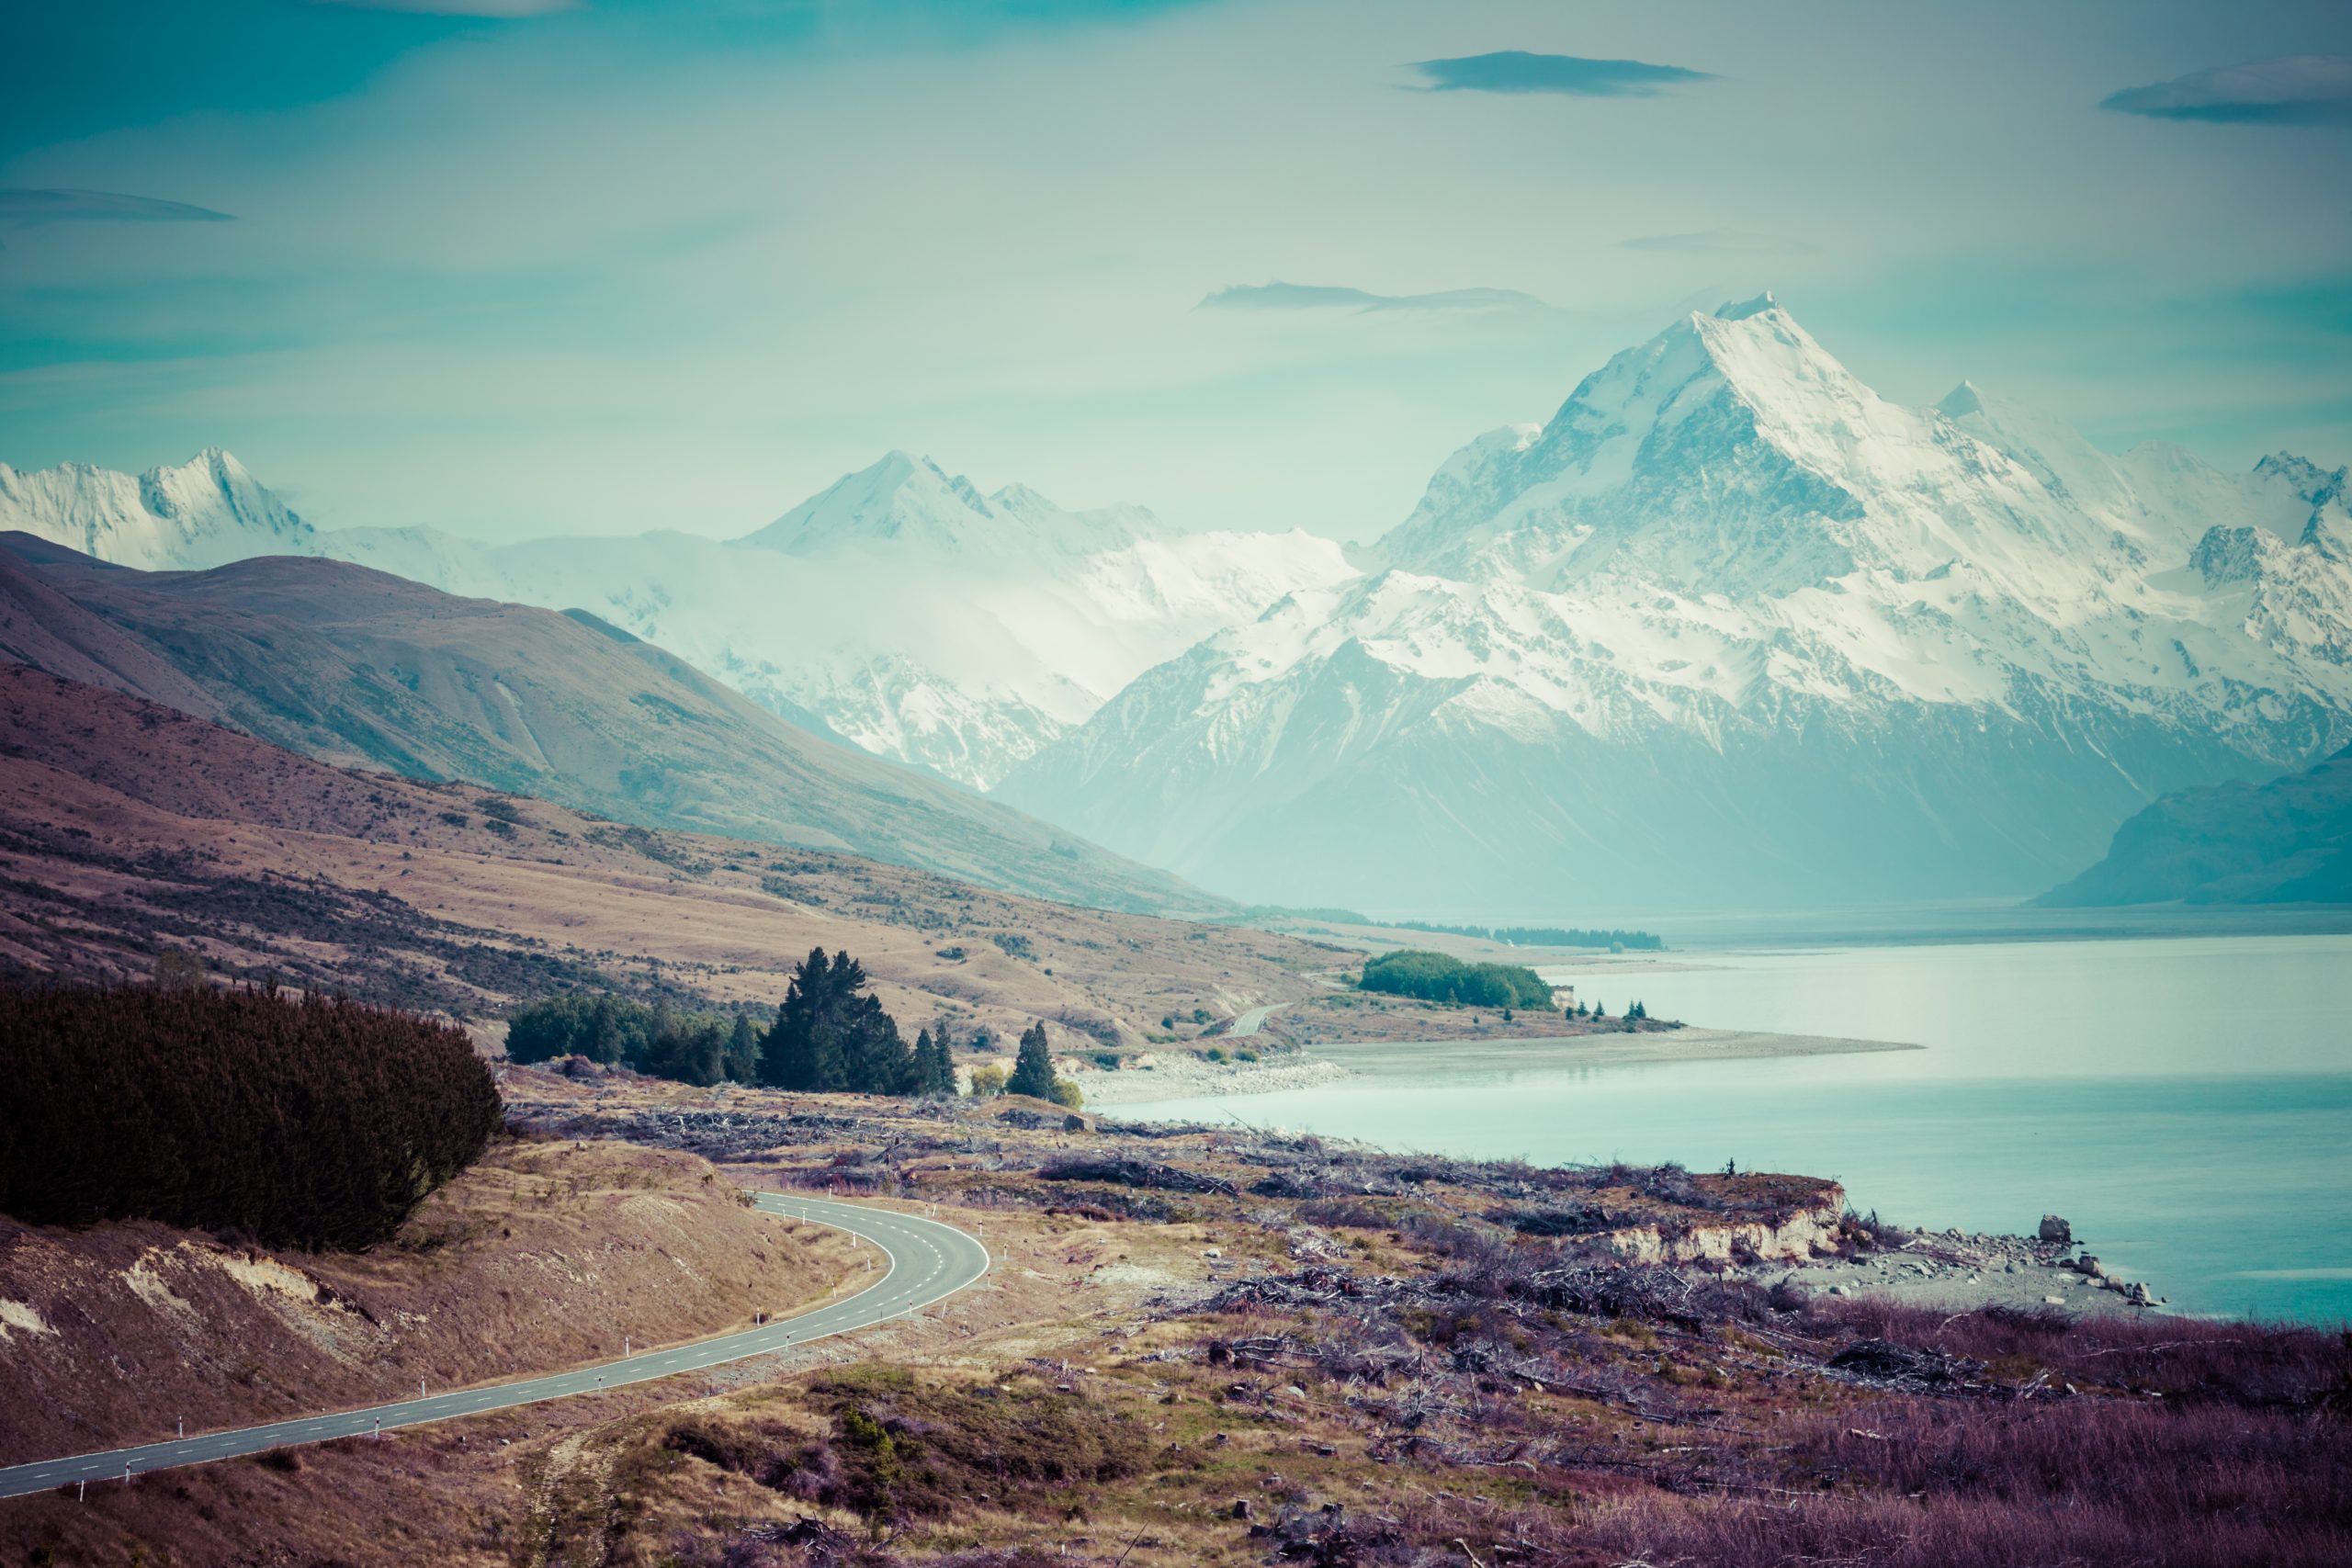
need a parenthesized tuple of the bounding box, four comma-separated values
(762, 948, 911, 1095)
(932, 1029, 959, 1095)
(1007, 1021, 1057, 1100)
(911, 1028, 955, 1097)
(761, 947, 832, 1090)
(724, 1013, 762, 1082)
(838, 996, 914, 1094)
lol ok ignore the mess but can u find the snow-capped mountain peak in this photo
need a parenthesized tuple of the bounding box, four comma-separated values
(0, 446, 312, 570)
(1711, 288, 1780, 321)
(10, 444, 1357, 794)
(737, 450, 1149, 559)
(1001, 299, 2352, 912)
(1375, 293, 2073, 599)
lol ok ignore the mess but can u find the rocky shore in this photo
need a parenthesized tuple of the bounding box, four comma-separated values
(1781, 1216, 2167, 1315)
(1066, 1049, 1351, 1107)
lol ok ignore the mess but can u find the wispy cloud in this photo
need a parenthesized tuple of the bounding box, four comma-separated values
(1406, 51, 1712, 98)
(0, 188, 235, 249)
(1620, 228, 1816, 257)
(2100, 54, 2352, 127)
(1198, 281, 1551, 314)
(302, 0, 580, 16)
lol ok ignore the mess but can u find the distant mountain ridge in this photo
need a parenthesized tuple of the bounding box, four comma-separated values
(0, 447, 313, 570)
(0, 448, 1351, 791)
(10, 300, 2350, 914)
(997, 295, 2352, 910)
(2037, 745, 2352, 906)
(0, 535, 1211, 915)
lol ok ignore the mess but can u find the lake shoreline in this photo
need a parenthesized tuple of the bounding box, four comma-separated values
(1072, 1024, 1918, 1108)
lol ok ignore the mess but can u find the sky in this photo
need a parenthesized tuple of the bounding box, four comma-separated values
(2, 0, 2348, 544)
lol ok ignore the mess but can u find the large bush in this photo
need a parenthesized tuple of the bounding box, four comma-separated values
(0, 983, 501, 1249)
(1358, 949, 1555, 1009)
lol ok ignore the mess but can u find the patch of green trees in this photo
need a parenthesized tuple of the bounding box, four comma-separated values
(1357, 949, 1556, 1009)
(0, 983, 500, 1249)
(761, 948, 957, 1097)
(504, 994, 762, 1087)
(506, 949, 1060, 1103)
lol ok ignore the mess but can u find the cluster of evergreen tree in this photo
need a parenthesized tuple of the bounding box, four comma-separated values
(1357, 949, 1556, 1010)
(506, 952, 1055, 1103)
(504, 994, 762, 1087)
(0, 982, 500, 1250)
(758, 949, 956, 1098)
(1566, 998, 1650, 1022)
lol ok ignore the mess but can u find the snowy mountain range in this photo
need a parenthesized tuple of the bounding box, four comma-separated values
(0, 448, 1351, 791)
(996, 295, 2352, 910)
(0, 448, 313, 570)
(9, 296, 2348, 913)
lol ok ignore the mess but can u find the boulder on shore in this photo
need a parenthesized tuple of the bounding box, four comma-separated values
(2038, 1214, 2072, 1245)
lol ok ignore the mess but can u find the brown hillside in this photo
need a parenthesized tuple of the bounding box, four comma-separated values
(0, 663, 1339, 1051)
(0, 534, 1205, 915)
(0, 1138, 854, 1467)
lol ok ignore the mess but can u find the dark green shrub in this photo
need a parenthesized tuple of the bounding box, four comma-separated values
(0, 983, 499, 1249)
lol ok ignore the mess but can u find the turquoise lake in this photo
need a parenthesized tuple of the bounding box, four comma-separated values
(1125, 933, 2352, 1324)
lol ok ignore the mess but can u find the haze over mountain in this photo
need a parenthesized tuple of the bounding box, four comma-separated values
(10, 299, 2350, 916)
(2039, 744, 2352, 908)
(0, 450, 1351, 791)
(998, 297, 2352, 912)
(0, 535, 1206, 915)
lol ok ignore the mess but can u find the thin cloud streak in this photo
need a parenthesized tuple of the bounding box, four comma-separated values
(302, 0, 580, 17)
(2101, 54, 2352, 127)
(0, 188, 236, 249)
(1406, 51, 1712, 98)
(1198, 280, 1553, 314)
(1620, 228, 1818, 256)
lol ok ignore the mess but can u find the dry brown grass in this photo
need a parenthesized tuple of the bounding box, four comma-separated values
(5, 1078, 2343, 1567)
(0, 664, 1346, 1055)
(0, 1139, 854, 1467)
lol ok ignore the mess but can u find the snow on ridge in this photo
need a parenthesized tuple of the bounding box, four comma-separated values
(995, 297, 2352, 907)
(736, 449, 1165, 562)
(0, 446, 313, 570)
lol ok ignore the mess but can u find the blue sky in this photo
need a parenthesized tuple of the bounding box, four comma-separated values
(2, 0, 2348, 542)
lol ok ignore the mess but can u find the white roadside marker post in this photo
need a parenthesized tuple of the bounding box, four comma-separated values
(177, 1416, 184, 1438)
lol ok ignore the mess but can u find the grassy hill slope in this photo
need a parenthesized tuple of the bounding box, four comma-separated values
(0, 535, 1206, 916)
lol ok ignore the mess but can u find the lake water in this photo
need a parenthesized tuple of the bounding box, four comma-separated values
(1125, 934, 2352, 1324)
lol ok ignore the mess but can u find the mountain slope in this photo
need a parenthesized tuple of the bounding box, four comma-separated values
(0, 448, 1353, 789)
(0, 535, 1211, 914)
(335, 454, 1351, 788)
(1000, 297, 2352, 911)
(2037, 747, 2352, 906)
(0, 663, 1330, 1048)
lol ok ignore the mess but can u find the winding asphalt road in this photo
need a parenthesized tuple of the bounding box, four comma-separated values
(0, 1193, 989, 1501)
(1230, 1005, 1275, 1037)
